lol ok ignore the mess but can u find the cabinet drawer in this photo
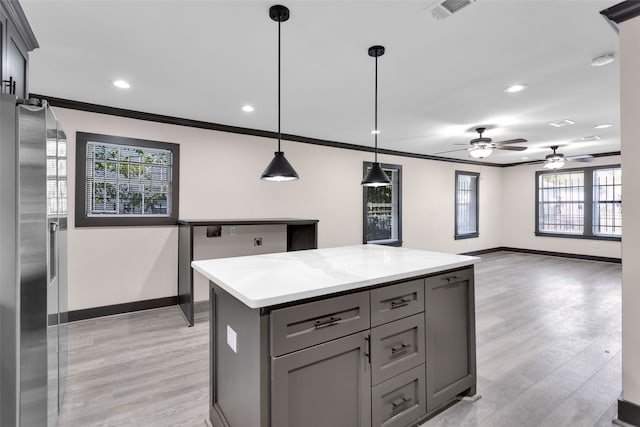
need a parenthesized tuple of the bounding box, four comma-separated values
(425, 267, 472, 290)
(271, 291, 370, 356)
(372, 364, 426, 427)
(370, 313, 425, 385)
(371, 279, 424, 327)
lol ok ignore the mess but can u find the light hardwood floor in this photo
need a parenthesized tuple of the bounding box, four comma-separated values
(58, 251, 622, 427)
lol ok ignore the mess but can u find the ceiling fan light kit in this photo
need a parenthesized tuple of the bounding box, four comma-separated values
(469, 146, 493, 158)
(362, 45, 391, 187)
(261, 4, 299, 182)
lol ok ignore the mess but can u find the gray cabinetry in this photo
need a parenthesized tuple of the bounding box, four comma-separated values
(271, 331, 372, 427)
(370, 313, 425, 385)
(425, 268, 477, 413)
(208, 265, 476, 427)
(372, 364, 426, 427)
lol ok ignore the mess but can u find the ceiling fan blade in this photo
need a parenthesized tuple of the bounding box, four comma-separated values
(566, 154, 594, 161)
(434, 148, 469, 155)
(454, 142, 471, 146)
(495, 145, 527, 151)
(494, 138, 527, 145)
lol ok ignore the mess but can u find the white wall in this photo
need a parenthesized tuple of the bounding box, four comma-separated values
(54, 108, 504, 311)
(620, 16, 640, 409)
(501, 156, 622, 259)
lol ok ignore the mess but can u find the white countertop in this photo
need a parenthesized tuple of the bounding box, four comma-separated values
(191, 245, 480, 309)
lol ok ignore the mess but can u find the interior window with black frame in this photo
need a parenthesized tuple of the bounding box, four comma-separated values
(75, 132, 179, 227)
(362, 162, 402, 246)
(536, 165, 621, 240)
(455, 171, 479, 239)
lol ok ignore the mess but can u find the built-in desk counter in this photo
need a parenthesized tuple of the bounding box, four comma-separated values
(192, 245, 480, 427)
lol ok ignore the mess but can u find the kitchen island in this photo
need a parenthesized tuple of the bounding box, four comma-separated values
(192, 245, 480, 427)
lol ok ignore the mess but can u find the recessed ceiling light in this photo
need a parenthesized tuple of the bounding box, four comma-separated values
(591, 53, 615, 67)
(578, 135, 601, 142)
(549, 119, 575, 128)
(504, 83, 528, 93)
(371, 129, 380, 135)
(594, 124, 612, 129)
(242, 105, 254, 112)
(521, 157, 528, 160)
(113, 80, 130, 89)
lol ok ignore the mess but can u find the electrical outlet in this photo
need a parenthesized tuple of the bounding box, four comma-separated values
(254, 237, 262, 246)
(229, 226, 236, 236)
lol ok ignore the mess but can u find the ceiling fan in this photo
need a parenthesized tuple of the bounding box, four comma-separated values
(543, 145, 593, 169)
(436, 127, 528, 159)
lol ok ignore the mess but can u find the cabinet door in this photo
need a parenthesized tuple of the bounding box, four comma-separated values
(272, 331, 371, 427)
(425, 268, 476, 413)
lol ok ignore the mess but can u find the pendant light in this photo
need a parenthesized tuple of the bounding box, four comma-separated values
(261, 5, 299, 182)
(361, 45, 391, 187)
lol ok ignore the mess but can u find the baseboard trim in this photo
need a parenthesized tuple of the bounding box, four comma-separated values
(66, 296, 178, 322)
(619, 398, 640, 426)
(461, 246, 621, 264)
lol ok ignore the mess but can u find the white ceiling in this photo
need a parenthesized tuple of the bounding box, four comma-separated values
(20, 0, 620, 165)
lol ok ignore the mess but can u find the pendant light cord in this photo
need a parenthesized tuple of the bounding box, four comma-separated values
(277, 19, 282, 152)
(374, 54, 378, 163)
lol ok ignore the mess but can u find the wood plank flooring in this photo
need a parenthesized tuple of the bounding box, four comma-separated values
(57, 251, 621, 427)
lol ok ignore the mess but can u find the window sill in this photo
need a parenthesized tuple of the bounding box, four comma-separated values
(534, 232, 621, 242)
(455, 233, 479, 240)
(366, 240, 403, 247)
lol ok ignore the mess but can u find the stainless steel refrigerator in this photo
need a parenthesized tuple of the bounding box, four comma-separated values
(0, 93, 68, 427)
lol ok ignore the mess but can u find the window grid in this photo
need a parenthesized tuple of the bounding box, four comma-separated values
(455, 172, 478, 238)
(363, 163, 402, 245)
(86, 142, 173, 217)
(535, 165, 621, 240)
(593, 168, 621, 236)
(46, 136, 67, 216)
(538, 172, 584, 234)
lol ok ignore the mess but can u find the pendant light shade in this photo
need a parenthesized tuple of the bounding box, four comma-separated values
(261, 4, 299, 182)
(261, 151, 299, 181)
(362, 45, 391, 187)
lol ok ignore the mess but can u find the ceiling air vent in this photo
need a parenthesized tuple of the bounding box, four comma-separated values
(426, 0, 477, 20)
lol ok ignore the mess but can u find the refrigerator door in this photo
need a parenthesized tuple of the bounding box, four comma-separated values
(17, 101, 48, 426)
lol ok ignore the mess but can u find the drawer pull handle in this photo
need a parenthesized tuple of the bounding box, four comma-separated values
(444, 276, 458, 283)
(391, 343, 411, 356)
(391, 396, 412, 413)
(390, 298, 411, 309)
(314, 316, 341, 329)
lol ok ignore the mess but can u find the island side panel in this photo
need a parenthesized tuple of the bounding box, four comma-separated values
(424, 266, 477, 414)
(210, 284, 269, 427)
(178, 223, 194, 326)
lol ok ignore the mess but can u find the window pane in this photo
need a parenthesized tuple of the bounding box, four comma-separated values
(85, 141, 174, 218)
(538, 171, 585, 234)
(456, 172, 478, 237)
(592, 168, 622, 236)
(364, 165, 400, 244)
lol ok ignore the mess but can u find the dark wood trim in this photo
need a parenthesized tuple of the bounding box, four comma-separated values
(64, 296, 178, 323)
(455, 170, 480, 240)
(178, 218, 318, 226)
(362, 162, 403, 246)
(502, 151, 621, 168)
(460, 246, 621, 264)
(619, 398, 640, 426)
(31, 93, 506, 167)
(601, 1, 640, 24)
(75, 131, 180, 227)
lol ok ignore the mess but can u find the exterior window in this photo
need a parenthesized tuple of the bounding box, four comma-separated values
(75, 132, 179, 227)
(535, 165, 621, 240)
(363, 162, 402, 246)
(455, 171, 479, 239)
(47, 130, 67, 216)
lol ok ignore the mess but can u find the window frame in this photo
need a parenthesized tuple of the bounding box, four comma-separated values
(534, 164, 621, 241)
(362, 162, 402, 247)
(455, 170, 479, 240)
(75, 132, 180, 227)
